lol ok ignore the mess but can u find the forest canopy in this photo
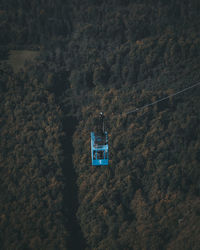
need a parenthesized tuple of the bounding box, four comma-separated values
(0, 0, 200, 249)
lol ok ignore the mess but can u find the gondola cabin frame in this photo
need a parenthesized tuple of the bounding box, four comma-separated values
(91, 132, 108, 166)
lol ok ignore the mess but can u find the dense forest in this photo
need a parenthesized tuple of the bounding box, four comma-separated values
(0, 0, 200, 249)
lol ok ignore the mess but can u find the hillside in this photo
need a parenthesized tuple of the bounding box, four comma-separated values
(0, 0, 200, 249)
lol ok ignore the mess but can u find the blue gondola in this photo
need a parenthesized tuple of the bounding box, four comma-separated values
(91, 112, 109, 166)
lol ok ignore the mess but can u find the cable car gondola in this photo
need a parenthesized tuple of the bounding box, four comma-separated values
(91, 112, 109, 166)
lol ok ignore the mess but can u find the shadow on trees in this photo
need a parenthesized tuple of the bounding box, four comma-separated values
(62, 115, 87, 250)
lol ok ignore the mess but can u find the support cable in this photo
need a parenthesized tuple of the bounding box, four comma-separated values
(125, 81, 200, 115)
